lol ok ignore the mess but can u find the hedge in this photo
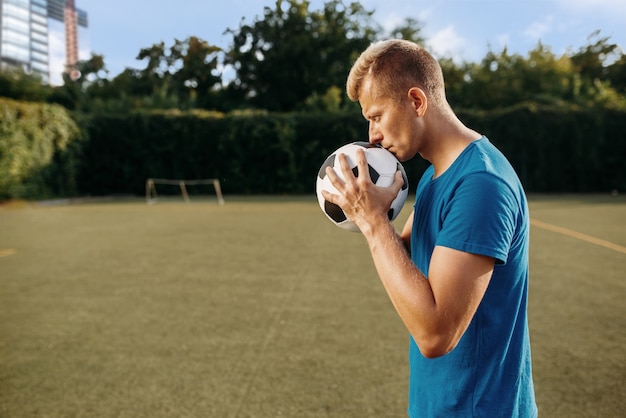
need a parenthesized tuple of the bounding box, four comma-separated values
(76, 110, 372, 196)
(1, 101, 624, 200)
(0, 98, 81, 199)
(461, 104, 626, 193)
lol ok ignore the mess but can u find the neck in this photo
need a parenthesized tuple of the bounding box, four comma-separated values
(421, 112, 481, 178)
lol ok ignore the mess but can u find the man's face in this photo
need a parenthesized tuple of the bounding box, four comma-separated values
(358, 78, 422, 162)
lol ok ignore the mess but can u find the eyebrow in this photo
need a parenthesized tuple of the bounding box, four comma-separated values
(361, 103, 374, 117)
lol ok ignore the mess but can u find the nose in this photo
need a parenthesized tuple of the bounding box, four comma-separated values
(369, 123, 383, 145)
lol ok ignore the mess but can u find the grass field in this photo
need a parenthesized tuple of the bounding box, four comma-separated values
(1, 194, 625, 417)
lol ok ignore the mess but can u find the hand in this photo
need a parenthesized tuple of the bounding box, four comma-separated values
(321, 148, 405, 232)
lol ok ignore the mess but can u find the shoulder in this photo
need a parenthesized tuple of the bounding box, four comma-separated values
(453, 137, 525, 199)
(466, 137, 517, 178)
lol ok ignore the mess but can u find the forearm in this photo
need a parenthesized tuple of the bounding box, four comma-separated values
(360, 216, 444, 353)
(362, 215, 495, 357)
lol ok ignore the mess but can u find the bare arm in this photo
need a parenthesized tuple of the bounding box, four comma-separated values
(362, 219, 494, 357)
(400, 210, 413, 253)
(323, 150, 494, 358)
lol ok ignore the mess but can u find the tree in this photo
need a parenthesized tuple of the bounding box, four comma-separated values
(49, 53, 108, 110)
(170, 37, 223, 109)
(443, 35, 626, 111)
(387, 17, 425, 45)
(224, 0, 378, 111)
(72, 37, 224, 112)
(0, 67, 52, 102)
(133, 41, 174, 104)
(570, 31, 618, 82)
(607, 53, 626, 94)
(569, 31, 626, 109)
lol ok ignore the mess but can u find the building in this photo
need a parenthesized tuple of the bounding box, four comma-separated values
(0, 0, 87, 84)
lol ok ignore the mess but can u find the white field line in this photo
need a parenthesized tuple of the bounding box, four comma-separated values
(530, 219, 626, 255)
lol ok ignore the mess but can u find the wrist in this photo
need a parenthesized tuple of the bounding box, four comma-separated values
(358, 213, 394, 238)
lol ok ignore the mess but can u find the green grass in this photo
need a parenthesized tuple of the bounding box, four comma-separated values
(1, 195, 624, 417)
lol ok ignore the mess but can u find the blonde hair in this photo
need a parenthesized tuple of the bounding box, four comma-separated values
(346, 39, 446, 106)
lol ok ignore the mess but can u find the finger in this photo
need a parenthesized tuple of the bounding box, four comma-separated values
(391, 170, 405, 194)
(321, 186, 347, 210)
(337, 152, 356, 180)
(321, 189, 336, 203)
(355, 148, 372, 182)
(325, 166, 345, 190)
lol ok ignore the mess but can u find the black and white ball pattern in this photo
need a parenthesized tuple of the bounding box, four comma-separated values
(316, 141, 409, 232)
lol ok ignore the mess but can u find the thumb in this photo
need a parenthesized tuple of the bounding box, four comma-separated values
(391, 170, 406, 194)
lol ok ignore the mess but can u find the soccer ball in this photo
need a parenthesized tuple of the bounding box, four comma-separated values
(316, 141, 409, 232)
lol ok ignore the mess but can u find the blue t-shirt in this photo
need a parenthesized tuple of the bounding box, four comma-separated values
(408, 137, 537, 417)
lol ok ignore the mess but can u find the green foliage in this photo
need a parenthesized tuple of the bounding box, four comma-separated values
(131, 37, 223, 110)
(301, 86, 348, 112)
(54, 39, 224, 113)
(0, 103, 624, 200)
(4, 1, 624, 115)
(70, 105, 625, 198)
(0, 67, 53, 102)
(224, 0, 377, 111)
(460, 103, 626, 192)
(0, 98, 82, 199)
(46, 54, 109, 111)
(387, 17, 426, 45)
(1, 1, 625, 199)
(76, 109, 367, 196)
(607, 53, 626, 94)
(444, 36, 626, 111)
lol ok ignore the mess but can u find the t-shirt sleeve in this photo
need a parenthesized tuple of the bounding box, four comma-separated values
(436, 172, 518, 265)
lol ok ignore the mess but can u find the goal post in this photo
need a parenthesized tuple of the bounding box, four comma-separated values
(146, 178, 225, 205)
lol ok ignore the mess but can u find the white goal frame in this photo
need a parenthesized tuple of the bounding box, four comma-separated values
(146, 178, 225, 205)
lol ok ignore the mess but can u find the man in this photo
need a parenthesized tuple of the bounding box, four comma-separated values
(322, 39, 537, 417)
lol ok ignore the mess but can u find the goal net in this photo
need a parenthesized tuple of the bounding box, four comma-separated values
(146, 178, 225, 205)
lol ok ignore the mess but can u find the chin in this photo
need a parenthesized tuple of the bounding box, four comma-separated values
(395, 151, 413, 162)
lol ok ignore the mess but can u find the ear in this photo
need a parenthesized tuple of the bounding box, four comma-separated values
(407, 87, 427, 117)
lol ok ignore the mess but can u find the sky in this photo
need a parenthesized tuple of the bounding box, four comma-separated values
(49, 0, 626, 85)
